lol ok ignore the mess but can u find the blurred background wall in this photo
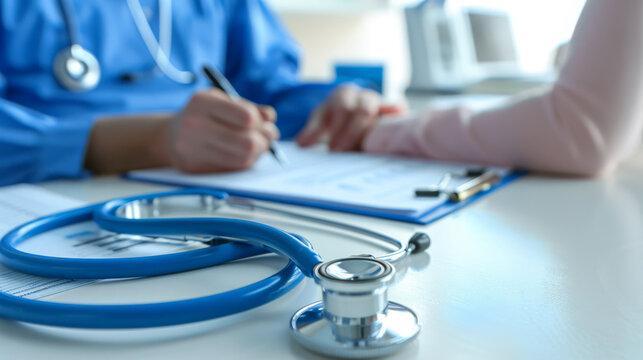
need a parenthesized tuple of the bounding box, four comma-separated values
(267, 0, 586, 101)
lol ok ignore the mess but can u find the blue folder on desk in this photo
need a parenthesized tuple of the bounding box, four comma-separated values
(125, 142, 523, 224)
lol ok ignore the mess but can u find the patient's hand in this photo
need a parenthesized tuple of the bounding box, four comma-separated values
(296, 84, 401, 151)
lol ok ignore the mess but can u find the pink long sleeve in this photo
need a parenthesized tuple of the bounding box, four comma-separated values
(364, 0, 643, 176)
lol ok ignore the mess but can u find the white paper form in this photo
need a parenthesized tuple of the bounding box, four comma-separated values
(0, 184, 195, 299)
(129, 142, 508, 217)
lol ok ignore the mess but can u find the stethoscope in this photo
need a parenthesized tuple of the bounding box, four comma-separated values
(54, 0, 195, 92)
(0, 188, 430, 358)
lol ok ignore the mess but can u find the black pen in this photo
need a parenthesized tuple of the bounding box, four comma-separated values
(202, 65, 288, 166)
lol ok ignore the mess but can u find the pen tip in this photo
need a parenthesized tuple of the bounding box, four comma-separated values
(269, 146, 289, 167)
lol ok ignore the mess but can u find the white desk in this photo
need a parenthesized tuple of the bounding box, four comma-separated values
(2, 148, 643, 359)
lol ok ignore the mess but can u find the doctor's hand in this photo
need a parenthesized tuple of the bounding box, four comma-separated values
(296, 84, 402, 151)
(84, 90, 277, 174)
(168, 89, 279, 173)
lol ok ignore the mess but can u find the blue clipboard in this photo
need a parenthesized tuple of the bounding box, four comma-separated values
(123, 170, 525, 225)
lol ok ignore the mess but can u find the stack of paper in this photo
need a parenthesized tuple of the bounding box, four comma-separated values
(0, 184, 196, 299)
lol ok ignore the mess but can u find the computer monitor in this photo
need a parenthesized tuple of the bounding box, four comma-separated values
(406, 4, 522, 92)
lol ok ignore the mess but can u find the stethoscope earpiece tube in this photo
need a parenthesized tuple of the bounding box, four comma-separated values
(0, 189, 322, 328)
(0, 205, 267, 279)
(0, 259, 304, 329)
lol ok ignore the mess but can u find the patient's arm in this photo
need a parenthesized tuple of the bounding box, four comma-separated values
(363, 0, 643, 176)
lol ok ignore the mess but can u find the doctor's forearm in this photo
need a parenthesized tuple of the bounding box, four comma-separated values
(83, 114, 172, 174)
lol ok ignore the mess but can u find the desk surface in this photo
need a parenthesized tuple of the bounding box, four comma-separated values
(2, 149, 643, 359)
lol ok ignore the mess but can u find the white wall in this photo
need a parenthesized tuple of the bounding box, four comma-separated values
(280, 10, 411, 102)
(274, 0, 585, 99)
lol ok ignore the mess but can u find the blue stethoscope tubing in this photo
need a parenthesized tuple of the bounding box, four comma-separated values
(0, 189, 322, 328)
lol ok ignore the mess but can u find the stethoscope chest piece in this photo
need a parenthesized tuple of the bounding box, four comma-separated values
(53, 44, 101, 92)
(290, 257, 420, 358)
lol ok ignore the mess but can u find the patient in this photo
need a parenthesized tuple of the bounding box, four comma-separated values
(319, 0, 642, 176)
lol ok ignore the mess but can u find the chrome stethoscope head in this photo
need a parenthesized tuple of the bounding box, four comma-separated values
(115, 192, 226, 219)
(291, 256, 420, 359)
(54, 0, 101, 92)
(53, 44, 101, 92)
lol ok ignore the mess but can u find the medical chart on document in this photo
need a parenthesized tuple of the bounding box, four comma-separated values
(128, 141, 509, 218)
(0, 184, 196, 299)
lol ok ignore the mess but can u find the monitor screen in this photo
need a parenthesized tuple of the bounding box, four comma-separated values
(467, 11, 517, 64)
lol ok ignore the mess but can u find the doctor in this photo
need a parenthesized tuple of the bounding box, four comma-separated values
(0, 0, 390, 186)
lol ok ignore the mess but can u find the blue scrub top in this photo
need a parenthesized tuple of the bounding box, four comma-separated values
(0, 0, 337, 185)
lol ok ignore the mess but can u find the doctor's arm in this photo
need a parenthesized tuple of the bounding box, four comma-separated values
(0, 76, 91, 185)
(0, 85, 277, 185)
(85, 89, 279, 174)
(363, 0, 643, 176)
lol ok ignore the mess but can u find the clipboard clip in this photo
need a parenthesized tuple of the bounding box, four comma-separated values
(448, 171, 501, 202)
(415, 168, 501, 202)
